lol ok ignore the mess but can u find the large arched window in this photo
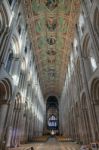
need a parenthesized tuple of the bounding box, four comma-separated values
(8, 0, 13, 5)
(48, 115, 57, 128)
(79, 13, 85, 38)
(8, 0, 16, 8)
(46, 96, 59, 130)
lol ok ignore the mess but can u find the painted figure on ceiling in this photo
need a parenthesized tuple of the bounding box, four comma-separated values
(47, 37, 56, 45)
(48, 68, 56, 77)
(46, 18, 57, 31)
(47, 49, 56, 55)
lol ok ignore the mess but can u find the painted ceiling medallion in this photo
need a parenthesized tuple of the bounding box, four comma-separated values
(48, 69, 56, 77)
(48, 57, 56, 64)
(46, 18, 57, 31)
(47, 37, 56, 45)
(45, 0, 59, 11)
(47, 50, 56, 55)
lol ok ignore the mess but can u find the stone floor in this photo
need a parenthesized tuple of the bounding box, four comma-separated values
(8, 137, 81, 150)
(33, 137, 80, 150)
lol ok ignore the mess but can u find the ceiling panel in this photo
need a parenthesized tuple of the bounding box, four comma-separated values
(22, 0, 80, 98)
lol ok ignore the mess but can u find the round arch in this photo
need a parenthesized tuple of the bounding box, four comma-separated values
(45, 94, 59, 103)
(91, 78, 99, 102)
(0, 78, 12, 101)
(93, 7, 99, 37)
(46, 96, 59, 132)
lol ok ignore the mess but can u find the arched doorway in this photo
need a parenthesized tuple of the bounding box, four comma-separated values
(46, 96, 59, 135)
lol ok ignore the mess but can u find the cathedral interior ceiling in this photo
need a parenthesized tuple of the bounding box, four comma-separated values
(22, 0, 80, 98)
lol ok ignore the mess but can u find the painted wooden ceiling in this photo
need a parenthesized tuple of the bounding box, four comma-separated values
(22, 0, 80, 98)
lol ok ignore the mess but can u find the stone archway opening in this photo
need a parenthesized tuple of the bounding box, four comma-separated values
(46, 96, 59, 135)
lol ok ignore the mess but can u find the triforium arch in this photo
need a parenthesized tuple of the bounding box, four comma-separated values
(91, 78, 99, 140)
(46, 96, 59, 135)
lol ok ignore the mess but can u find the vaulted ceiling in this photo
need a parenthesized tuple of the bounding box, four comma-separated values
(22, 0, 80, 98)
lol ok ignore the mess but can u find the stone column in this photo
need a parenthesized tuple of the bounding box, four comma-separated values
(72, 44, 84, 142)
(83, 109, 91, 143)
(5, 104, 14, 148)
(19, 103, 26, 144)
(80, 109, 87, 144)
(11, 109, 20, 147)
(0, 103, 8, 149)
(30, 116, 34, 140)
(5, 90, 17, 148)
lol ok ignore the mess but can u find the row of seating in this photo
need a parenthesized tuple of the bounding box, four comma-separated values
(32, 136, 49, 142)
